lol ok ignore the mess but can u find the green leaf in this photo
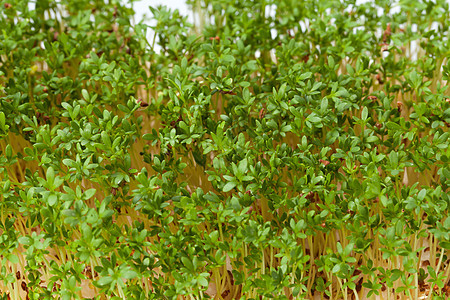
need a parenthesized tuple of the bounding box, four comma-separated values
(299, 72, 312, 81)
(237, 159, 248, 175)
(320, 98, 328, 112)
(46, 167, 55, 188)
(62, 159, 74, 168)
(361, 106, 368, 121)
(198, 276, 208, 287)
(84, 189, 96, 200)
(181, 257, 194, 271)
(344, 243, 354, 256)
(440, 241, 450, 249)
(386, 121, 402, 131)
(48, 193, 57, 206)
(346, 64, 354, 75)
(118, 104, 130, 113)
(96, 276, 113, 286)
(328, 56, 335, 69)
(221, 55, 235, 64)
(82, 89, 90, 101)
(6, 254, 19, 264)
(122, 269, 138, 279)
(417, 189, 426, 201)
(444, 217, 450, 230)
(337, 242, 343, 254)
(101, 131, 111, 148)
(18, 237, 32, 245)
(223, 182, 237, 192)
(332, 264, 341, 273)
(0, 111, 8, 132)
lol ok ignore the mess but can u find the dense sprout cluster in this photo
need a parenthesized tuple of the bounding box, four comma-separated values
(0, 0, 449, 299)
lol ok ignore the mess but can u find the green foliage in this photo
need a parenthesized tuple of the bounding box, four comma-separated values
(0, 0, 449, 299)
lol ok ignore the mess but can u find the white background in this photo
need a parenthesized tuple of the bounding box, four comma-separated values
(131, 0, 190, 23)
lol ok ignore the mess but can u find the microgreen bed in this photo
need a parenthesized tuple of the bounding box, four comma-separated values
(0, 0, 449, 299)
